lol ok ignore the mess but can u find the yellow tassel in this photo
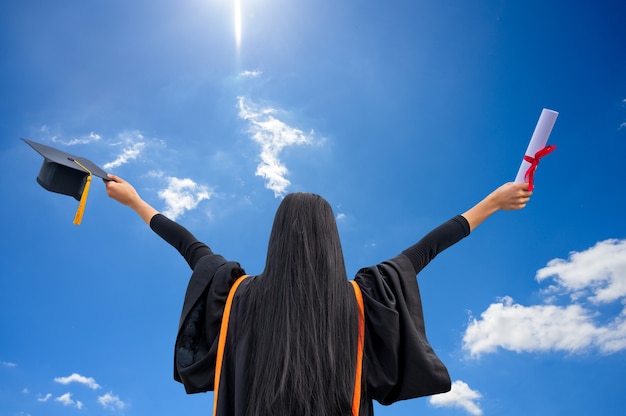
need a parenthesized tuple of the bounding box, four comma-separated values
(73, 174, 91, 225)
(71, 159, 93, 225)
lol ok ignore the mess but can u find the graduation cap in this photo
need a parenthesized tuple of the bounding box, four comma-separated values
(23, 138, 111, 225)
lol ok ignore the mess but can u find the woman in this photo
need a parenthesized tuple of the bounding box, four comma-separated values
(105, 174, 531, 416)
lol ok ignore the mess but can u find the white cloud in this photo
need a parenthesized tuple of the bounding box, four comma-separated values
(104, 131, 146, 170)
(54, 392, 83, 409)
(41, 127, 102, 146)
(240, 70, 262, 78)
(158, 176, 213, 220)
(429, 380, 483, 415)
(463, 297, 605, 356)
(98, 392, 127, 410)
(336, 212, 346, 221)
(619, 122, 626, 131)
(147, 170, 164, 178)
(0, 360, 16, 367)
(237, 96, 314, 197)
(54, 373, 101, 390)
(536, 239, 626, 304)
(463, 239, 626, 357)
(37, 129, 148, 168)
(52, 132, 102, 146)
(37, 393, 52, 402)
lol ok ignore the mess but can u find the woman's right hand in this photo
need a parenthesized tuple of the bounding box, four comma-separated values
(488, 182, 532, 211)
(462, 182, 532, 232)
(105, 174, 160, 225)
(104, 174, 142, 207)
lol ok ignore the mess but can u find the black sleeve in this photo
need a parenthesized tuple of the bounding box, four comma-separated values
(150, 213, 214, 269)
(351, 216, 470, 404)
(355, 255, 452, 404)
(401, 215, 470, 275)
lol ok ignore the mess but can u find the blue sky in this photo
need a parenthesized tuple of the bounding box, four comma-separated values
(1, 0, 625, 415)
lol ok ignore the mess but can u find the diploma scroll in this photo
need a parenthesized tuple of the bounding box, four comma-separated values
(514, 108, 558, 190)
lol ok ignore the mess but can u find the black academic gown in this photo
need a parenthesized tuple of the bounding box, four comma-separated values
(151, 214, 470, 415)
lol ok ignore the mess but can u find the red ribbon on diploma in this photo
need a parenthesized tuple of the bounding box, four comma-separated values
(523, 145, 556, 191)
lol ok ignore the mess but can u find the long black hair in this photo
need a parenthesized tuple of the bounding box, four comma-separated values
(241, 192, 360, 416)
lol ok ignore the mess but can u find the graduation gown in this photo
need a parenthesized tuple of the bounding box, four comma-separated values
(150, 214, 470, 415)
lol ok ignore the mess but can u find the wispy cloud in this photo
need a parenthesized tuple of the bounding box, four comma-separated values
(240, 69, 262, 78)
(158, 176, 213, 220)
(429, 380, 483, 415)
(0, 360, 16, 367)
(37, 393, 52, 402)
(463, 239, 626, 357)
(54, 373, 101, 390)
(54, 392, 83, 409)
(41, 126, 102, 146)
(104, 131, 146, 170)
(98, 392, 127, 410)
(37, 128, 148, 168)
(38, 375, 125, 412)
(54, 132, 102, 146)
(237, 96, 315, 197)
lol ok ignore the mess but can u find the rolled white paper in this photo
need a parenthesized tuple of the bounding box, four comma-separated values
(514, 108, 559, 184)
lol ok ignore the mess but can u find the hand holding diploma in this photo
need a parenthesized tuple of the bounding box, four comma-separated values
(514, 108, 558, 191)
(462, 182, 532, 232)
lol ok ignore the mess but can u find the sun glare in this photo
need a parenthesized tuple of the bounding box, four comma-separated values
(234, 0, 242, 52)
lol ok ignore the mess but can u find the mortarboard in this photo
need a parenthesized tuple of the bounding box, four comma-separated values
(22, 138, 111, 225)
